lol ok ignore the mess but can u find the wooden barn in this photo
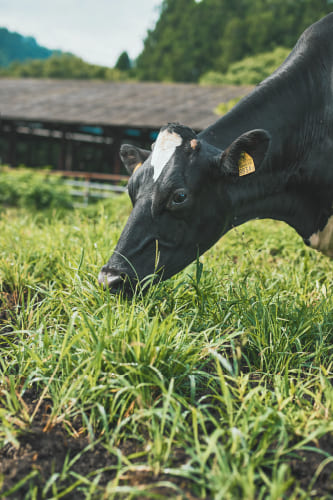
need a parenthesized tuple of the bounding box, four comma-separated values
(0, 78, 252, 176)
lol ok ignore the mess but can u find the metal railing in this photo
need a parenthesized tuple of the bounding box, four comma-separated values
(42, 169, 129, 207)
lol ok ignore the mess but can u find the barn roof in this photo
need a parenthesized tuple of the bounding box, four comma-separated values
(0, 78, 252, 130)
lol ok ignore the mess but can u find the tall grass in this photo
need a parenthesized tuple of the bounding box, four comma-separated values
(0, 193, 332, 499)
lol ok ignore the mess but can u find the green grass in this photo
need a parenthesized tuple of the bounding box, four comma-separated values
(0, 194, 333, 499)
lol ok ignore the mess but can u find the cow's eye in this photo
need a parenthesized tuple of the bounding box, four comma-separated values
(172, 189, 187, 205)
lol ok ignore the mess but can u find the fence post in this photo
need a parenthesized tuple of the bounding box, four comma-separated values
(84, 175, 90, 206)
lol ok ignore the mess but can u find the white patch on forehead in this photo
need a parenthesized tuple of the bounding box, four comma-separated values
(151, 130, 182, 182)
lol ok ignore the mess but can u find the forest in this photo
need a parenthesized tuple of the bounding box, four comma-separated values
(136, 0, 333, 81)
(0, 0, 332, 83)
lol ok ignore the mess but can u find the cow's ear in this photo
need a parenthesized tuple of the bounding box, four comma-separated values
(214, 129, 271, 177)
(120, 144, 151, 175)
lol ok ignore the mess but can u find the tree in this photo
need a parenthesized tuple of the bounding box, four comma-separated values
(115, 51, 131, 71)
(136, 0, 199, 82)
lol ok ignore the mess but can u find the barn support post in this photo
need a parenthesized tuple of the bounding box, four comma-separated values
(7, 123, 17, 166)
(48, 129, 54, 168)
(110, 130, 122, 175)
(27, 131, 34, 167)
(65, 136, 73, 171)
(58, 128, 67, 170)
(71, 141, 77, 171)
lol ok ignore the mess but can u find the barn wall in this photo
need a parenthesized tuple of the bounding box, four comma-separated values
(0, 119, 158, 175)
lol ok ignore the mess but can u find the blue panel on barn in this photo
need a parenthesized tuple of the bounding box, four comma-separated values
(125, 128, 141, 138)
(149, 131, 159, 140)
(80, 126, 104, 135)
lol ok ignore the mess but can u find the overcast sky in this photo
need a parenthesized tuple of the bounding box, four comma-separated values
(0, 0, 162, 66)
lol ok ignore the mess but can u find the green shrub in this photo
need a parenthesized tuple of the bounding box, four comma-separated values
(0, 54, 129, 80)
(0, 167, 73, 209)
(0, 174, 17, 205)
(214, 96, 243, 116)
(200, 47, 290, 86)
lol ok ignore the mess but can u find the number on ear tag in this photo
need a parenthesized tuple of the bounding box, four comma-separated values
(238, 152, 255, 176)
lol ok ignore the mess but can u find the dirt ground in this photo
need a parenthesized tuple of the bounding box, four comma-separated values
(0, 388, 200, 499)
(0, 388, 332, 499)
(0, 290, 19, 335)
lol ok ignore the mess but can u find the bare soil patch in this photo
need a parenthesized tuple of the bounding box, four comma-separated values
(0, 290, 18, 334)
(289, 437, 333, 497)
(0, 387, 332, 498)
(0, 389, 198, 499)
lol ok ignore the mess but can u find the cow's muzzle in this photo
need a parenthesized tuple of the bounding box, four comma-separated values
(98, 266, 135, 294)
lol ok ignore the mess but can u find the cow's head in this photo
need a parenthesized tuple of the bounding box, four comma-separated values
(98, 123, 270, 294)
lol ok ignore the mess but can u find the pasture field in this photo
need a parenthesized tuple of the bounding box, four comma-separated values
(0, 190, 333, 499)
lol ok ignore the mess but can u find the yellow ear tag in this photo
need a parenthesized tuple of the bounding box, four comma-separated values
(238, 152, 255, 176)
(133, 162, 142, 174)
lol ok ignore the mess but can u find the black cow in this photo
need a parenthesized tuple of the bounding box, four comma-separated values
(99, 13, 333, 294)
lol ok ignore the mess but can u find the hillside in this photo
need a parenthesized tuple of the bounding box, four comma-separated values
(136, 0, 333, 82)
(0, 27, 59, 66)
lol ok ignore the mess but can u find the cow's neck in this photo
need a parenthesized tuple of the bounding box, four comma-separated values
(200, 55, 332, 241)
(228, 177, 329, 241)
(199, 32, 329, 153)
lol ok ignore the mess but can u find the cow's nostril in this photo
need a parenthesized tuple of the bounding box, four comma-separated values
(106, 274, 123, 287)
(98, 268, 128, 290)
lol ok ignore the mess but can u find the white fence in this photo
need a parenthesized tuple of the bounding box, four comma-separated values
(39, 169, 129, 207)
(65, 178, 127, 206)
